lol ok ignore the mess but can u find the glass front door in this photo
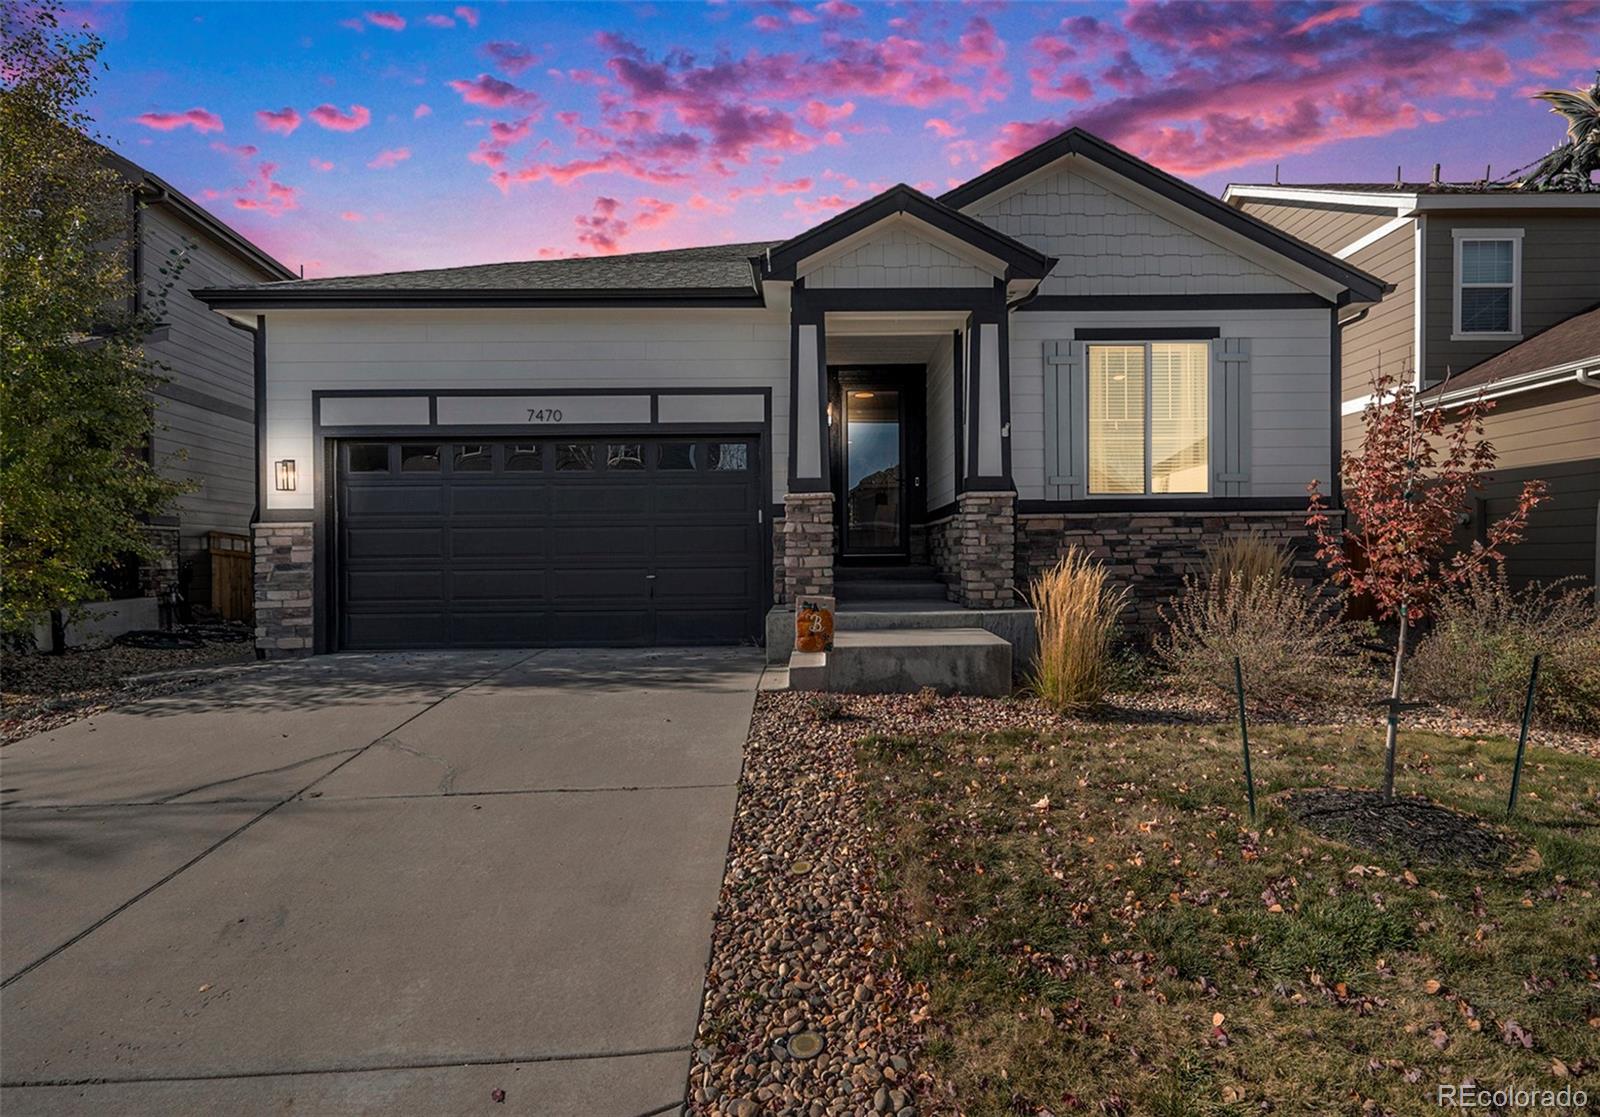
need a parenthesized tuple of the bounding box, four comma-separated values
(843, 387, 904, 554)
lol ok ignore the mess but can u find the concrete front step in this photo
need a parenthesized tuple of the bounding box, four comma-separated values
(764, 604, 1037, 667)
(788, 628, 1012, 697)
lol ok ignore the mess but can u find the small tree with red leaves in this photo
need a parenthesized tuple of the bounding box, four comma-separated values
(1308, 372, 1545, 800)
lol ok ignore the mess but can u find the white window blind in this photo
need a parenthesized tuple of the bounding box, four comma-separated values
(1088, 345, 1145, 494)
(1087, 342, 1209, 496)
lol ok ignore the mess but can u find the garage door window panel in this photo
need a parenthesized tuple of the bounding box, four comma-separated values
(555, 444, 594, 471)
(347, 443, 391, 473)
(401, 445, 441, 472)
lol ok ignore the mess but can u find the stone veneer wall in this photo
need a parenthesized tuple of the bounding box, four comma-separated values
(1014, 509, 1328, 636)
(138, 523, 181, 598)
(771, 517, 786, 603)
(927, 514, 961, 603)
(254, 521, 314, 658)
(781, 493, 834, 603)
(955, 491, 1017, 608)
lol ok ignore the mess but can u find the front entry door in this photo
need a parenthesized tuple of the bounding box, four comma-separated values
(832, 370, 920, 559)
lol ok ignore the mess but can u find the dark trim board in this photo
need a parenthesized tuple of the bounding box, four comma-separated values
(1016, 496, 1317, 514)
(1020, 294, 1334, 312)
(936, 127, 1387, 304)
(310, 385, 775, 654)
(1075, 327, 1222, 341)
(195, 288, 765, 311)
(799, 287, 1021, 313)
(762, 183, 1054, 282)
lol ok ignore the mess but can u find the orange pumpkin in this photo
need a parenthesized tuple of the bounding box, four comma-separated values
(795, 602, 834, 653)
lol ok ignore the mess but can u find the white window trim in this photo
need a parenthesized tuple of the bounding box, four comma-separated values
(1451, 227, 1522, 341)
(1084, 340, 1211, 498)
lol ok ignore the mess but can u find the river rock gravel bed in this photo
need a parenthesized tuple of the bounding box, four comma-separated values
(1, 634, 255, 745)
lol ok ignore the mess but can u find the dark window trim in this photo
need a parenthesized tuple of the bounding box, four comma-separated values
(1075, 327, 1221, 341)
(1017, 496, 1313, 514)
(1020, 294, 1333, 312)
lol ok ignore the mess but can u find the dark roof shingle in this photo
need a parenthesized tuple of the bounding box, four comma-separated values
(1422, 305, 1600, 397)
(204, 240, 778, 295)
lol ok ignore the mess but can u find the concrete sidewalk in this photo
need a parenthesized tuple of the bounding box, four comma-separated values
(0, 648, 761, 1116)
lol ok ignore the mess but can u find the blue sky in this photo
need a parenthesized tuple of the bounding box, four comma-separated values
(75, 0, 1600, 277)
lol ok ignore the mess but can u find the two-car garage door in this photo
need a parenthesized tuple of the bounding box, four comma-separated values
(335, 436, 764, 648)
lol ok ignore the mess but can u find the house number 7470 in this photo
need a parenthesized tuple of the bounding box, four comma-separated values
(526, 408, 564, 422)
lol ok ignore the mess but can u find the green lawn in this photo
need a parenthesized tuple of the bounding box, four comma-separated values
(860, 718, 1600, 1115)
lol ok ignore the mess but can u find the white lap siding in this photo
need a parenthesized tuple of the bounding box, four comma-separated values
(261, 308, 792, 512)
(1008, 308, 1334, 500)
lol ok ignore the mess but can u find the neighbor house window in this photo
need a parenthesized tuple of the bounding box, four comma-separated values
(1453, 229, 1522, 338)
(1087, 342, 1209, 495)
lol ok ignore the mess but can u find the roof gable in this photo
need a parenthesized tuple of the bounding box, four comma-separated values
(762, 184, 1053, 283)
(942, 129, 1386, 303)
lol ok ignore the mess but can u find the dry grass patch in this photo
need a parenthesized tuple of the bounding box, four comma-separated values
(859, 717, 1600, 1115)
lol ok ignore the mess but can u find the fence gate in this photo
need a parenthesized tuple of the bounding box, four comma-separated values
(208, 531, 253, 622)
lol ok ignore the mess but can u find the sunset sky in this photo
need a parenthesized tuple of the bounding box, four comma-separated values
(78, 0, 1598, 278)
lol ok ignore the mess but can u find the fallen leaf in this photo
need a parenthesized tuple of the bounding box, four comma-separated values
(197, 984, 212, 993)
(1424, 980, 1442, 995)
(1212, 1012, 1226, 1027)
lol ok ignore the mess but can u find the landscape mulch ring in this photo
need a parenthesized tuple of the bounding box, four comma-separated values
(1283, 787, 1520, 868)
(1, 629, 256, 745)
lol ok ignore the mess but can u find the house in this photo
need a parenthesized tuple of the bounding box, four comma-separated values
(101, 152, 296, 632)
(1223, 178, 1600, 590)
(194, 128, 1385, 659)
(1420, 306, 1600, 592)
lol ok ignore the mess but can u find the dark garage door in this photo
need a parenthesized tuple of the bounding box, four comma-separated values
(336, 437, 764, 648)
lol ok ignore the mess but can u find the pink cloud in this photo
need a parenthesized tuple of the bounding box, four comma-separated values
(210, 141, 259, 158)
(994, 0, 1571, 177)
(231, 161, 299, 217)
(632, 196, 677, 229)
(448, 74, 542, 109)
(491, 151, 691, 193)
(341, 211, 365, 222)
(924, 117, 962, 138)
(575, 195, 628, 253)
(308, 158, 335, 171)
(1288, 2, 1370, 37)
(367, 147, 411, 169)
(364, 10, 405, 31)
(817, 0, 861, 17)
(339, 17, 364, 31)
(256, 106, 301, 135)
(752, 14, 783, 32)
(135, 108, 224, 133)
(801, 100, 854, 129)
(793, 193, 852, 215)
(687, 192, 732, 215)
(485, 40, 538, 75)
(309, 103, 372, 131)
(423, 13, 455, 28)
(414, 103, 432, 119)
(453, 5, 478, 28)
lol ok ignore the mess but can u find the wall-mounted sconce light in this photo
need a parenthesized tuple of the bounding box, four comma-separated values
(274, 459, 297, 491)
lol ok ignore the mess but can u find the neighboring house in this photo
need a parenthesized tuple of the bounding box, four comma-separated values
(1223, 179, 1600, 590)
(195, 128, 1385, 658)
(1420, 306, 1600, 591)
(106, 152, 296, 625)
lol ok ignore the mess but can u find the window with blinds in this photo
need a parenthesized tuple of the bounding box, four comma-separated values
(1087, 342, 1209, 495)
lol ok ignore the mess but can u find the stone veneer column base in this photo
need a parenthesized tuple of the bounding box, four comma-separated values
(956, 491, 1016, 608)
(781, 492, 834, 605)
(254, 521, 314, 658)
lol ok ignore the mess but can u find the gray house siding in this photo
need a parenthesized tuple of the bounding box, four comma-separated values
(1240, 201, 1396, 251)
(925, 330, 958, 510)
(1424, 212, 1600, 385)
(1338, 222, 1416, 448)
(141, 202, 279, 607)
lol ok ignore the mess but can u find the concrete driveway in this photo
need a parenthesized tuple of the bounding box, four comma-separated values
(0, 648, 761, 1116)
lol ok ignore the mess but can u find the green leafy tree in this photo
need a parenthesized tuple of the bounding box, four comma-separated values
(1, 1, 189, 643)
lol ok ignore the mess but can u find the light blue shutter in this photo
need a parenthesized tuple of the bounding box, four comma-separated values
(1209, 337, 1252, 496)
(1044, 340, 1087, 500)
